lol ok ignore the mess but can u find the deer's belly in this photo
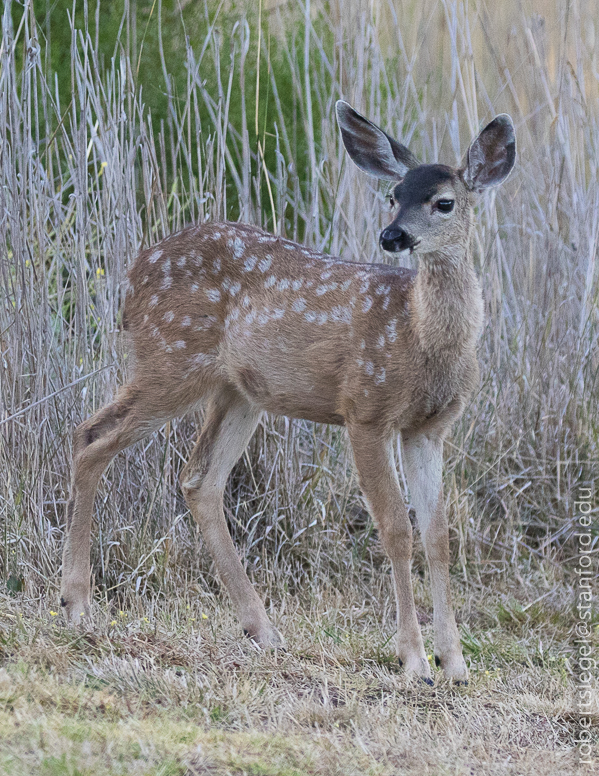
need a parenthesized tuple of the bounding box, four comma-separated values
(228, 354, 345, 425)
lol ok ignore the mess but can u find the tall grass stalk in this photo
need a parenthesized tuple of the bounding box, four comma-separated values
(0, 0, 597, 609)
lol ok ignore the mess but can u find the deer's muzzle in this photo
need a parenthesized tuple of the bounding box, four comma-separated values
(379, 226, 420, 253)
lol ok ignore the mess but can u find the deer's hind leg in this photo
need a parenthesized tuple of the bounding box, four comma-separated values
(180, 387, 284, 648)
(61, 384, 167, 624)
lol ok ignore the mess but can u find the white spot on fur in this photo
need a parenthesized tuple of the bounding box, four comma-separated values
(320, 269, 333, 280)
(205, 288, 221, 302)
(360, 339, 366, 349)
(364, 361, 374, 376)
(385, 319, 398, 343)
(242, 294, 251, 307)
(244, 255, 258, 272)
(149, 295, 159, 308)
(191, 283, 199, 293)
(265, 275, 276, 289)
(229, 308, 240, 322)
(163, 311, 175, 323)
(143, 314, 149, 323)
(272, 308, 285, 320)
(175, 340, 186, 349)
(258, 312, 270, 325)
(315, 282, 338, 296)
(142, 275, 149, 285)
(362, 296, 373, 313)
(340, 279, 352, 292)
(375, 367, 386, 384)
(317, 312, 328, 325)
(376, 334, 385, 349)
(189, 353, 214, 367)
(292, 297, 307, 313)
(181, 316, 191, 327)
(330, 306, 352, 324)
(229, 281, 241, 296)
(212, 258, 221, 274)
(283, 242, 295, 251)
(245, 311, 256, 325)
(304, 311, 317, 323)
(229, 236, 245, 258)
(357, 358, 364, 367)
(291, 279, 304, 292)
(162, 257, 171, 274)
(177, 256, 186, 268)
(382, 297, 390, 310)
(375, 284, 391, 296)
(277, 279, 291, 291)
(148, 249, 163, 264)
(258, 255, 273, 273)
(160, 276, 172, 290)
(221, 278, 231, 292)
(212, 230, 222, 240)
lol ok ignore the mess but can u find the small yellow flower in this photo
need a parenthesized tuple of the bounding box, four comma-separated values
(50, 611, 58, 617)
(190, 618, 196, 622)
(142, 617, 149, 623)
(201, 613, 208, 620)
(110, 620, 117, 626)
(25, 259, 31, 268)
(119, 610, 127, 618)
(98, 161, 108, 177)
(96, 267, 105, 277)
(80, 612, 85, 617)
(427, 654, 432, 662)
(186, 604, 190, 610)
(485, 670, 490, 675)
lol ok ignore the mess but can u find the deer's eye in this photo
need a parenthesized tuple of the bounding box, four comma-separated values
(389, 195, 396, 208)
(435, 199, 455, 213)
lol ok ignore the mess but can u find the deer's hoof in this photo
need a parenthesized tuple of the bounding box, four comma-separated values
(243, 624, 286, 650)
(434, 652, 469, 684)
(59, 593, 91, 626)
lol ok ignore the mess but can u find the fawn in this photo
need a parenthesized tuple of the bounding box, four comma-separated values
(61, 101, 515, 683)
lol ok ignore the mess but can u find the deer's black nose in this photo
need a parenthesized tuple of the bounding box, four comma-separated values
(379, 227, 418, 253)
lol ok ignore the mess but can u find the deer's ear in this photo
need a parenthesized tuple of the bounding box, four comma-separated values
(336, 101, 420, 181)
(463, 114, 516, 192)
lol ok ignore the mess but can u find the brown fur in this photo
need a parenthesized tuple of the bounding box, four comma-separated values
(60, 103, 515, 685)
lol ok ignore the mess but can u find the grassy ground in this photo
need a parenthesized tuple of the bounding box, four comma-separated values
(0, 573, 593, 775)
(1, 0, 598, 773)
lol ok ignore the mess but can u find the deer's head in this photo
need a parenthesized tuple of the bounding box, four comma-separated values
(336, 101, 515, 259)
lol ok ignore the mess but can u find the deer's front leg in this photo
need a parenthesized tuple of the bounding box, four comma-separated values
(402, 432, 468, 684)
(348, 424, 430, 682)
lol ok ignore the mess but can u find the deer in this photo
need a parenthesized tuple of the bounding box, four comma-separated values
(60, 100, 515, 684)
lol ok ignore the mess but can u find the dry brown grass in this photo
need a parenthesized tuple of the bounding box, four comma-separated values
(1, 0, 598, 772)
(0, 584, 591, 775)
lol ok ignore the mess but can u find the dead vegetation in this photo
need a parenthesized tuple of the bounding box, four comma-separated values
(0, 0, 598, 773)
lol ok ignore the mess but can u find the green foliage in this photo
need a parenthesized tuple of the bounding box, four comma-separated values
(11, 0, 327, 231)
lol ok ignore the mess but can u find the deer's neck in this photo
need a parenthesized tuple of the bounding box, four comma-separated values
(410, 247, 483, 355)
